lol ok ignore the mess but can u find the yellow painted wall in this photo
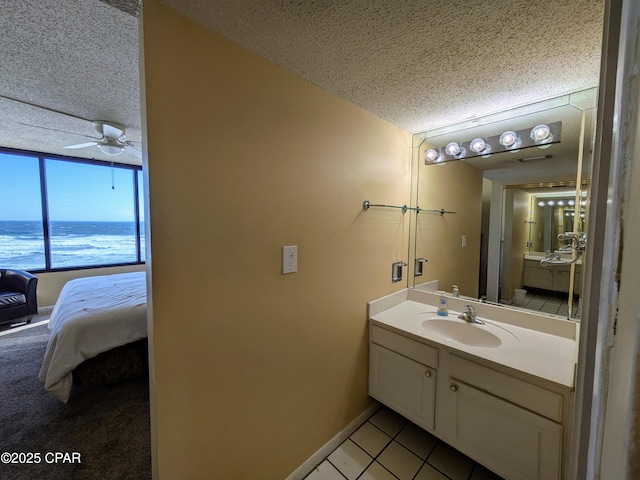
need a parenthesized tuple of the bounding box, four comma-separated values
(142, 1, 410, 478)
(414, 153, 484, 297)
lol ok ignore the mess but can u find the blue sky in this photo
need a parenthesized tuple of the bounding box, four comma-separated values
(0, 152, 143, 222)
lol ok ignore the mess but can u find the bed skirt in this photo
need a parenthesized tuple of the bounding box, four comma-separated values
(73, 339, 149, 387)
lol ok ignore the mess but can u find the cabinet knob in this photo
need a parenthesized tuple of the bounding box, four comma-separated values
(450, 384, 458, 392)
(424, 370, 432, 377)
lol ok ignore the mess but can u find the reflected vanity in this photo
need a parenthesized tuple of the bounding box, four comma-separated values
(407, 88, 597, 322)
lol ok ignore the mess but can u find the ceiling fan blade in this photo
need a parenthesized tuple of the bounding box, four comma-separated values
(17, 122, 98, 139)
(125, 144, 142, 158)
(64, 141, 99, 149)
(0, 94, 91, 122)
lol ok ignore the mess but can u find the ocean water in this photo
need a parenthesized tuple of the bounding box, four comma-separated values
(0, 220, 145, 270)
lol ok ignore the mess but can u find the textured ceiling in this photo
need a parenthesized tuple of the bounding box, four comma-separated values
(0, 0, 604, 168)
(0, 0, 141, 165)
(161, 0, 605, 133)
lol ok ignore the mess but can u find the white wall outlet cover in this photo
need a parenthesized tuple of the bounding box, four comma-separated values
(282, 245, 298, 274)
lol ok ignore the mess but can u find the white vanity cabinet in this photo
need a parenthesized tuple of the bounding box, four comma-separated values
(369, 322, 573, 480)
(369, 325, 437, 430)
(445, 355, 565, 480)
(523, 258, 582, 294)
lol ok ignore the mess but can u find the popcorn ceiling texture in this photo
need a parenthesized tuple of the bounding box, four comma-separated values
(98, 0, 141, 17)
(0, 0, 141, 164)
(161, 0, 605, 133)
(0, 0, 604, 165)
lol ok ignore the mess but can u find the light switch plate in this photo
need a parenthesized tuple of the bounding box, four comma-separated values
(282, 245, 297, 274)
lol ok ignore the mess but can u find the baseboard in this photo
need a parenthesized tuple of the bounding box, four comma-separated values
(38, 305, 54, 315)
(285, 401, 381, 480)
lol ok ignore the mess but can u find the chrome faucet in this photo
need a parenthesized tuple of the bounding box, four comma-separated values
(458, 305, 484, 325)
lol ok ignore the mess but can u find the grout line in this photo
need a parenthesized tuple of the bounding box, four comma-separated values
(423, 441, 456, 480)
(339, 439, 375, 480)
(325, 459, 349, 480)
(354, 412, 417, 480)
(351, 408, 499, 480)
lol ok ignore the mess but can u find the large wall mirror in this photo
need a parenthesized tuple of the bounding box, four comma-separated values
(408, 88, 597, 322)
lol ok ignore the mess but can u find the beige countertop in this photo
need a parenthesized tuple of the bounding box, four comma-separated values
(369, 292, 578, 388)
(524, 252, 582, 265)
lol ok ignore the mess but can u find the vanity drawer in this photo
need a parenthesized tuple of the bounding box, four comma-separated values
(370, 324, 438, 368)
(449, 355, 563, 422)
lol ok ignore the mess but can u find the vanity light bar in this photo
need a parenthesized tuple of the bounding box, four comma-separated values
(424, 121, 562, 165)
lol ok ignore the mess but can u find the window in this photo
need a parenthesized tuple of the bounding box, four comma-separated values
(138, 170, 146, 262)
(0, 152, 46, 270)
(0, 148, 144, 271)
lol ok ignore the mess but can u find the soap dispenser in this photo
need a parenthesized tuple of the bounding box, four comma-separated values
(452, 285, 460, 297)
(437, 292, 449, 316)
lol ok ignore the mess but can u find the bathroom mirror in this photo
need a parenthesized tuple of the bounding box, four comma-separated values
(408, 88, 597, 321)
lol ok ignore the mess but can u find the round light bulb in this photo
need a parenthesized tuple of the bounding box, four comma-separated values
(557, 200, 565, 206)
(499, 131, 520, 149)
(469, 138, 486, 153)
(425, 149, 439, 161)
(568, 200, 575, 206)
(445, 142, 461, 156)
(530, 124, 552, 143)
(538, 201, 545, 207)
(547, 200, 555, 206)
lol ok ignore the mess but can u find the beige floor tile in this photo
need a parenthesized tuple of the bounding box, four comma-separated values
(304, 460, 346, 480)
(359, 461, 398, 480)
(395, 422, 438, 459)
(350, 421, 392, 457)
(369, 407, 407, 437)
(377, 441, 423, 480)
(327, 439, 373, 480)
(427, 442, 474, 480)
(414, 463, 450, 480)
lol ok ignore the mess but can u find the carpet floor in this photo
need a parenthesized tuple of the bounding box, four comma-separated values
(0, 321, 151, 480)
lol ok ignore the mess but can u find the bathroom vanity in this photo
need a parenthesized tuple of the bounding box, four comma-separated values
(368, 288, 578, 480)
(522, 252, 582, 294)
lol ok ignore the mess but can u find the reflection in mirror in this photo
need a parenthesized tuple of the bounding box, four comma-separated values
(409, 89, 597, 321)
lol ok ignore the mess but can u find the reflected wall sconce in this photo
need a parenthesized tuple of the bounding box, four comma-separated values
(425, 121, 562, 165)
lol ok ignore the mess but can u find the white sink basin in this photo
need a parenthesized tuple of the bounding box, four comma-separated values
(420, 318, 503, 348)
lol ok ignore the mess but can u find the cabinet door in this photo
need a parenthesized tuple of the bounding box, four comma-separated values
(369, 343, 435, 431)
(553, 266, 572, 293)
(523, 264, 553, 290)
(447, 381, 562, 480)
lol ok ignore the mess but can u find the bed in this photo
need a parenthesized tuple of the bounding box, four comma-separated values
(39, 271, 148, 403)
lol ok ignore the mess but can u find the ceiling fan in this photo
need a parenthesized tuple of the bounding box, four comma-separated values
(65, 120, 141, 158)
(0, 94, 142, 159)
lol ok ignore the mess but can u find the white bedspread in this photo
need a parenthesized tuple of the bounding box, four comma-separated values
(39, 271, 147, 403)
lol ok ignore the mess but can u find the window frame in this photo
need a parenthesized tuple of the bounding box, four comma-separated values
(0, 146, 145, 273)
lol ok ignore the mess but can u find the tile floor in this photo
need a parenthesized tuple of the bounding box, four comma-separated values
(304, 406, 503, 480)
(519, 289, 579, 318)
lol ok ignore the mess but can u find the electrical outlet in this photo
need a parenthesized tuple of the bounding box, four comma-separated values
(282, 245, 297, 274)
(462, 235, 467, 248)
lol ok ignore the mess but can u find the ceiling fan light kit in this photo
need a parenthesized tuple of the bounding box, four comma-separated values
(64, 120, 141, 158)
